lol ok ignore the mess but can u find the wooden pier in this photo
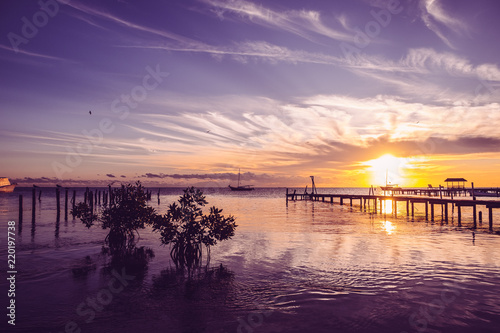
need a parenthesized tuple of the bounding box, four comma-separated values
(286, 189, 500, 231)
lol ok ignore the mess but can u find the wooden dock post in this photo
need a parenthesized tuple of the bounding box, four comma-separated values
(340, 197, 343, 205)
(286, 188, 288, 205)
(89, 190, 94, 212)
(444, 203, 448, 223)
(473, 205, 477, 229)
(425, 201, 428, 221)
(479, 211, 482, 224)
(430, 203, 434, 222)
(488, 207, 493, 231)
(411, 202, 415, 219)
(64, 188, 68, 221)
(406, 200, 409, 216)
(72, 190, 76, 218)
(109, 185, 112, 206)
(19, 195, 23, 226)
(32, 186, 36, 223)
(394, 199, 397, 218)
(457, 205, 462, 226)
(56, 186, 61, 221)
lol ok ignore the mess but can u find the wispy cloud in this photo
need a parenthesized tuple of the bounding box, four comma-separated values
(0, 44, 74, 62)
(64, 0, 207, 48)
(199, 0, 353, 43)
(118, 92, 500, 177)
(419, 0, 468, 49)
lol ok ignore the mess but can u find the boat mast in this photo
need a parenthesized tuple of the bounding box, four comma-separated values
(238, 168, 241, 187)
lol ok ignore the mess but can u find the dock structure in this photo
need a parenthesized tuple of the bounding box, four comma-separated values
(285, 189, 500, 231)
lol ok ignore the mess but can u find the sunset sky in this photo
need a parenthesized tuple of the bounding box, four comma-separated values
(1, 0, 500, 187)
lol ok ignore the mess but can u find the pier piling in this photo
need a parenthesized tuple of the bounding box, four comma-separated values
(65, 189, 68, 221)
(56, 187, 61, 221)
(19, 195, 23, 227)
(32, 186, 36, 223)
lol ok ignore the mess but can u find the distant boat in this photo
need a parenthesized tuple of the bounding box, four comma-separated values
(380, 184, 401, 191)
(380, 169, 400, 192)
(0, 178, 17, 193)
(228, 169, 254, 191)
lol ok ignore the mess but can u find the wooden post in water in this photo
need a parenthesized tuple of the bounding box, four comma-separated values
(425, 201, 428, 221)
(471, 182, 476, 200)
(38, 190, 42, 202)
(473, 205, 477, 229)
(444, 203, 448, 223)
(431, 203, 434, 222)
(72, 190, 76, 218)
(90, 190, 94, 212)
(457, 204, 462, 226)
(56, 186, 61, 221)
(406, 200, 409, 216)
(32, 186, 36, 223)
(19, 195, 23, 226)
(479, 211, 482, 224)
(64, 188, 68, 221)
(411, 202, 415, 220)
(109, 185, 112, 206)
(488, 207, 493, 231)
(157, 189, 160, 205)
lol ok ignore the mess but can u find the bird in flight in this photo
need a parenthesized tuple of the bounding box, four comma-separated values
(89, 110, 92, 115)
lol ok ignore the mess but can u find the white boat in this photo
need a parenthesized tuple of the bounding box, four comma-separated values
(0, 178, 17, 193)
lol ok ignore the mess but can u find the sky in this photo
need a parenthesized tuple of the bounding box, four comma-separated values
(1, 0, 500, 188)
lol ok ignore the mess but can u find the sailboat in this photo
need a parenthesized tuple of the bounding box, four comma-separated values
(379, 169, 401, 192)
(228, 169, 255, 191)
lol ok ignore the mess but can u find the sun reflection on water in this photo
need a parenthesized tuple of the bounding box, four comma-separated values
(381, 220, 396, 235)
(381, 199, 393, 215)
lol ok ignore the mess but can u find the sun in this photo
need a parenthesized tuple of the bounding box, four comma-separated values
(363, 154, 407, 186)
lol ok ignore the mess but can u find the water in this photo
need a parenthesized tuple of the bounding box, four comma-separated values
(1, 187, 500, 333)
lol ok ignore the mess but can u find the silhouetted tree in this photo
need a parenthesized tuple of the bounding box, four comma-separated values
(72, 182, 156, 251)
(153, 187, 237, 270)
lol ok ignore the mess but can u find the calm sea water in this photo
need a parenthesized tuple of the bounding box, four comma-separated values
(1, 187, 500, 333)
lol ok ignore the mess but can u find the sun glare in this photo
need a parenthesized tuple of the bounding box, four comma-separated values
(381, 220, 396, 235)
(364, 154, 407, 186)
